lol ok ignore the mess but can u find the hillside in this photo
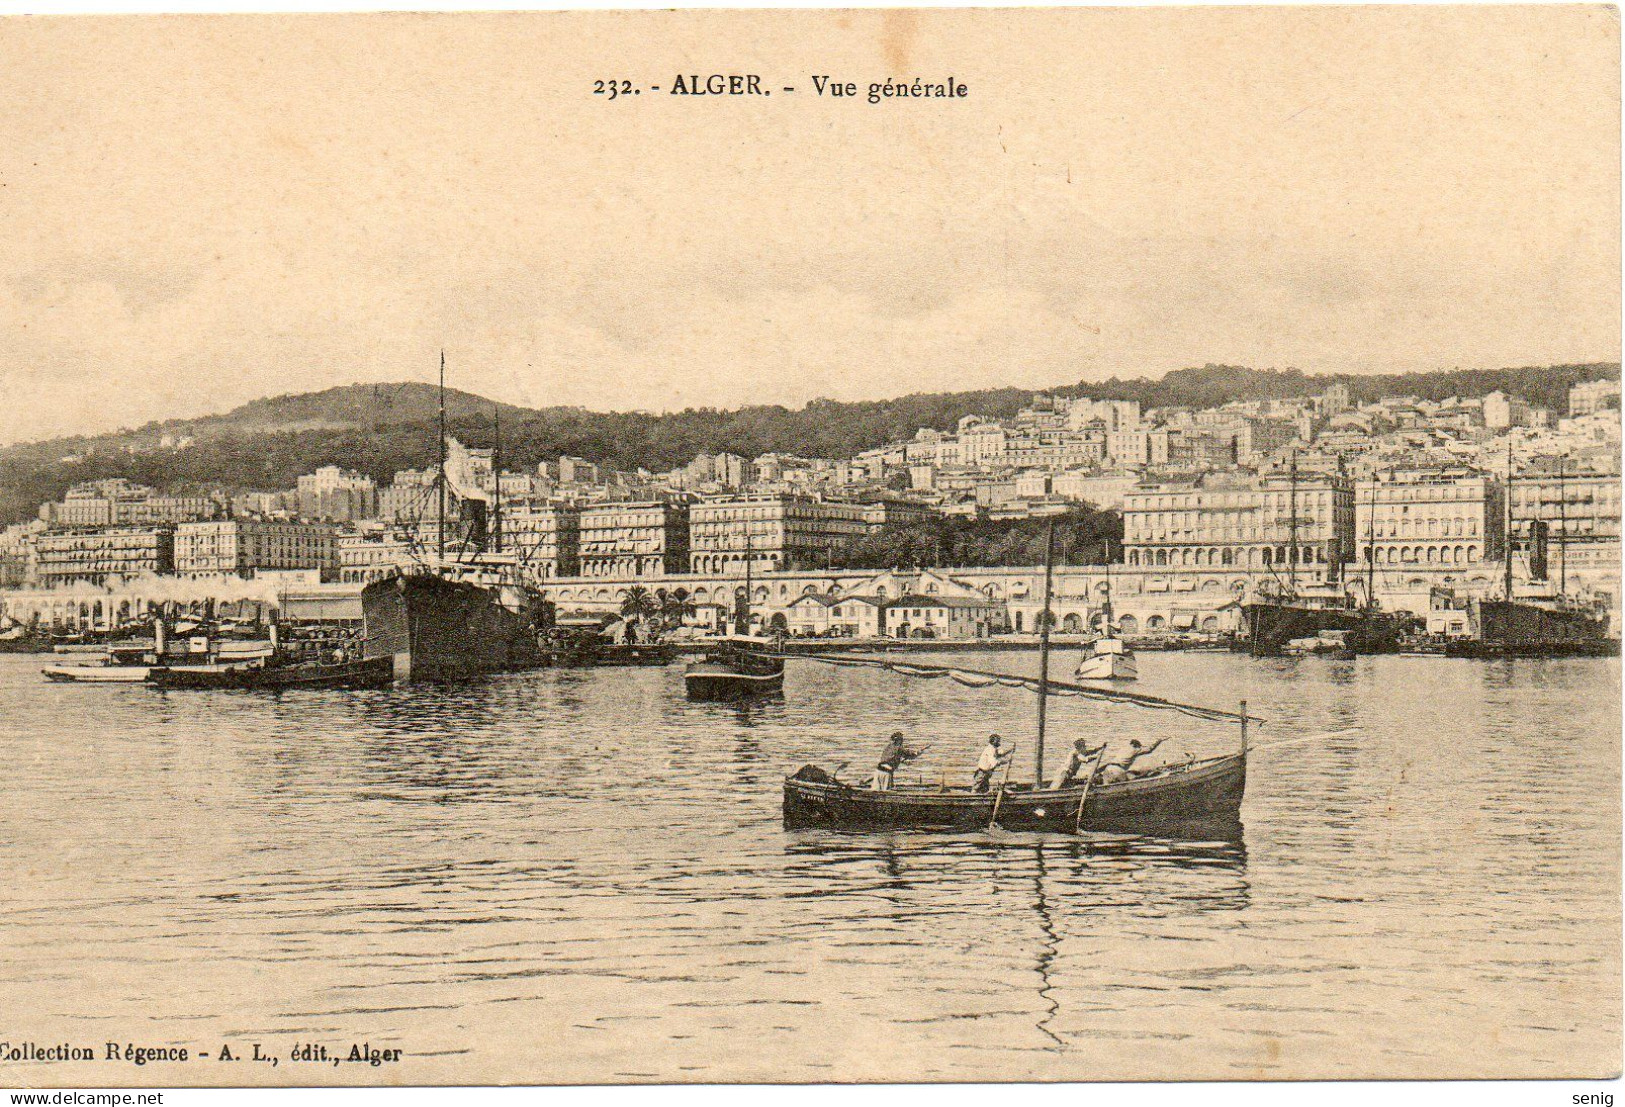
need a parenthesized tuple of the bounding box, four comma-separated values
(0, 362, 1616, 525)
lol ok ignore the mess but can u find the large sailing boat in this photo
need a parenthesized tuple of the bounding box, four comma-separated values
(361, 356, 553, 681)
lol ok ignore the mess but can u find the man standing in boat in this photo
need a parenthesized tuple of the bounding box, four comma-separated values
(1097, 737, 1166, 784)
(971, 734, 1014, 793)
(873, 732, 926, 791)
(1051, 737, 1109, 789)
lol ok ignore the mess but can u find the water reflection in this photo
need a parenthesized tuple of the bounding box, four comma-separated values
(0, 652, 1615, 1083)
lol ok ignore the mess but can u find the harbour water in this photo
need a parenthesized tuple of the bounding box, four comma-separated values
(0, 651, 1617, 1083)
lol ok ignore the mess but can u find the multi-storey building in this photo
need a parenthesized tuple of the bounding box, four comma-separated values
(295, 465, 378, 522)
(578, 501, 689, 578)
(39, 480, 215, 529)
(1506, 466, 1620, 593)
(1569, 378, 1621, 417)
(35, 527, 175, 586)
(688, 494, 868, 574)
(174, 519, 339, 577)
(378, 470, 438, 523)
(1123, 470, 1353, 571)
(336, 528, 418, 583)
(502, 505, 581, 578)
(1353, 467, 1504, 568)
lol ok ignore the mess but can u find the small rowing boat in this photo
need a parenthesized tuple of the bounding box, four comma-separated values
(785, 750, 1245, 834)
(781, 518, 1255, 838)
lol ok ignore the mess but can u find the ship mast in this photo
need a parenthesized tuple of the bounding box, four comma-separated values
(492, 404, 502, 556)
(741, 526, 753, 636)
(1503, 438, 1514, 601)
(1557, 457, 1566, 597)
(437, 351, 447, 561)
(1034, 517, 1057, 787)
(1287, 451, 1299, 597)
(1365, 476, 1377, 611)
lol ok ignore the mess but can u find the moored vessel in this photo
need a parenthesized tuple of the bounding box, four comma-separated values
(684, 638, 786, 700)
(362, 563, 550, 682)
(1075, 636, 1138, 680)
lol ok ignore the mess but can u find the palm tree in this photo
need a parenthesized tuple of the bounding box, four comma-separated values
(620, 586, 658, 623)
(659, 592, 696, 631)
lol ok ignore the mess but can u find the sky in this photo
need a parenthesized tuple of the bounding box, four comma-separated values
(0, 7, 1617, 444)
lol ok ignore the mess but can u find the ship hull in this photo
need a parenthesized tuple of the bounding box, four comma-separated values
(1456, 599, 1617, 657)
(1239, 603, 1410, 657)
(362, 573, 547, 682)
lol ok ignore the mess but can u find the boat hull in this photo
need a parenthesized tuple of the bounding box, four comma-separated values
(1458, 599, 1616, 657)
(361, 572, 548, 682)
(783, 753, 1246, 836)
(685, 665, 785, 701)
(1075, 652, 1138, 680)
(41, 665, 152, 683)
(1240, 603, 1409, 657)
(150, 656, 394, 690)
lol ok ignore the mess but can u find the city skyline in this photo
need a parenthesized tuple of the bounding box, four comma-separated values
(0, 8, 1618, 446)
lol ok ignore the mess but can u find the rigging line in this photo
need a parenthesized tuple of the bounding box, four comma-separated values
(787, 652, 1262, 724)
(1245, 727, 1361, 754)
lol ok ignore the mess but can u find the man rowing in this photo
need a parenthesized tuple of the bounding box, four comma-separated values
(1096, 737, 1166, 784)
(971, 734, 1014, 793)
(872, 731, 927, 791)
(1051, 736, 1109, 789)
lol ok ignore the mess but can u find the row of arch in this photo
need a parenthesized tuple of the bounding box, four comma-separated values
(5, 595, 217, 630)
(1127, 546, 1333, 569)
(690, 552, 784, 574)
(1007, 610, 1223, 635)
(1361, 544, 1480, 565)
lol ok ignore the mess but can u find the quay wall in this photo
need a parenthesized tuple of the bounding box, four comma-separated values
(2, 562, 1548, 635)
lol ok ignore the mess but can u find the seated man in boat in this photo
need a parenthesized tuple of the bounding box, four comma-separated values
(872, 731, 926, 791)
(1096, 737, 1166, 784)
(1051, 737, 1109, 789)
(971, 734, 1014, 794)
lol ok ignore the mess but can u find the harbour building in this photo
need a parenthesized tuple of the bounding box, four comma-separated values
(578, 501, 690, 578)
(688, 494, 869, 574)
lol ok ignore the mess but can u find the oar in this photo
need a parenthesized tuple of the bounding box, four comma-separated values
(986, 746, 1017, 831)
(1073, 746, 1111, 834)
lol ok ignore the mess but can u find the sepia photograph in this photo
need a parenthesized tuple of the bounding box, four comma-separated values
(0, 3, 1618, 1093)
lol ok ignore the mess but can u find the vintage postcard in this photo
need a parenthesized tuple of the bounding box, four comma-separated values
(0, 5, 1618, 1090)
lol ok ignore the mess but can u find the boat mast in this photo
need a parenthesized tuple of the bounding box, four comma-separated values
(1287, 451, 1299, 596)
(492, 404, 502, 555)
(1034, 517, 1056, 787)
(1365, 476, 1376, 609)
(1503, 438, 1514, 601)
(437, 351, 447, 561)
(741, 526, 753, 635)
(1557, 457, 1566, 597)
